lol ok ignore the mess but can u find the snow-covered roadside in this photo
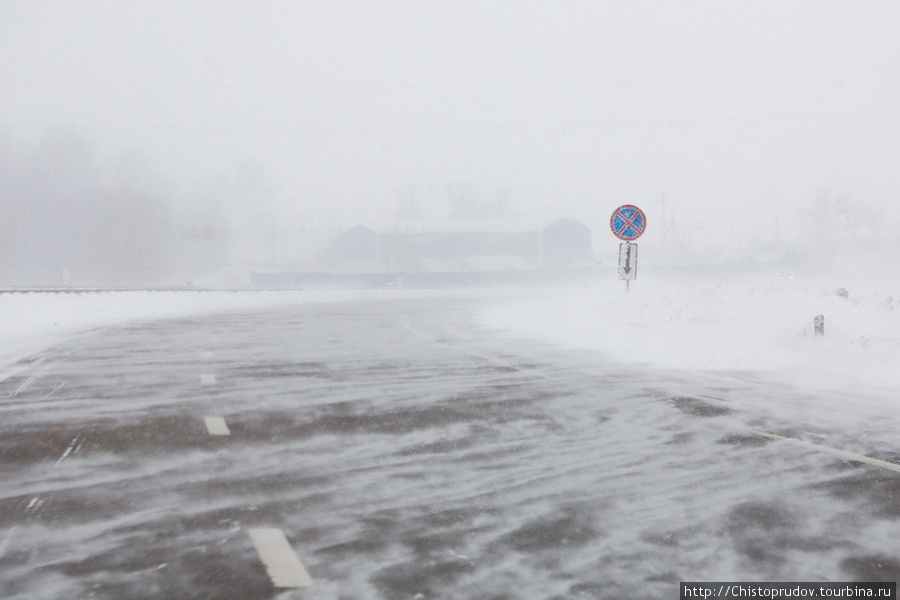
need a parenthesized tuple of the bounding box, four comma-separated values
(479, 274, 900, 396)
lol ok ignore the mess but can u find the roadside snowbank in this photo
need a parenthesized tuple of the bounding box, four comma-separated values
(480, 275, 900, 393)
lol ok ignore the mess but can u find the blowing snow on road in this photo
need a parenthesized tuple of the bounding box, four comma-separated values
(1, 277, 898, 598)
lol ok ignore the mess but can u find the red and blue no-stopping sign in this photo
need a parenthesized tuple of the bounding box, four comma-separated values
(610, 205, 646, 241)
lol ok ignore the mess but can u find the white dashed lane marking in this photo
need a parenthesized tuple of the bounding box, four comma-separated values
(200, 374, 216, 385)
(248, 528, 313, 588)
(204, 417, 230, 436)
(0, 526, 17, 559)
(55, 437, 81, 467)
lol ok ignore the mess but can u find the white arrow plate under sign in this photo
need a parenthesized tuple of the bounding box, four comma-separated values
(618, 242, 638, 280)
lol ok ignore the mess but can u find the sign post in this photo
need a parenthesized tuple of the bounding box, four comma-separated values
(610, 205, 646, 292)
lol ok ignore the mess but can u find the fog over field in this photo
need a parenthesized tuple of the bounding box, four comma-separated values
(1, 2, 898, 286)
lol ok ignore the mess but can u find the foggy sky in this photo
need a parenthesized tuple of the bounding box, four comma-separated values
(1, 1, 898, 279)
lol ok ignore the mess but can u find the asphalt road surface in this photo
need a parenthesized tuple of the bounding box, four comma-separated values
(1, 296, 898, 599)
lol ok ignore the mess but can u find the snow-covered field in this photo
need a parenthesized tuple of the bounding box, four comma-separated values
(479, 274, 900, 429)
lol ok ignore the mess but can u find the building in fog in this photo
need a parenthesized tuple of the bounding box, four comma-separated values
(541, 218, 592, 266)
(317, 225, 379, 267)
(379, 230, 540, 271)
(318, 218, 592, 272)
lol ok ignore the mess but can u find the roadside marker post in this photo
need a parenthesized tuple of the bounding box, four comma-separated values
(814, 314, 824, 337)
(610, 205, 646, 292)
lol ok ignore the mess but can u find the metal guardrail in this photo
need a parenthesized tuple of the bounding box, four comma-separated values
(1, 261, 783, 294)
(1, 268, 605, 293)
(0, 288, 270, 294)
(249, 268, 602, 288)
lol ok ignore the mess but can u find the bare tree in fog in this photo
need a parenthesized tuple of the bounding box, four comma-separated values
(446, 183, 514, 220)
(395, 185, 424, 221)
(0, 134, 231, 287)
(802, 190, 888, 241)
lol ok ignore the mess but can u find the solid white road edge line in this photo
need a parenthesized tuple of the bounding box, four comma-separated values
(248, 528, 313, 588)
(204, 417, 230, 436)
(753, 430, 900, 474)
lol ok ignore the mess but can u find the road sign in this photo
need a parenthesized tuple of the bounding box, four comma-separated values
(610, 205, 646, 241)
(618, 242, 638, 280)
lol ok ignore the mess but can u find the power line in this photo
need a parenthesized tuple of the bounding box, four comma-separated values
(0, 69, 894, 91)
(2, 108, 896, 136)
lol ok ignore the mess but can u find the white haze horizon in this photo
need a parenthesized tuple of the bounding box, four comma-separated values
(1, 2, 898, 286)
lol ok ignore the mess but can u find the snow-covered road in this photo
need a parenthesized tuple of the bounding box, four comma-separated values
(1, 294, 898, 599)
